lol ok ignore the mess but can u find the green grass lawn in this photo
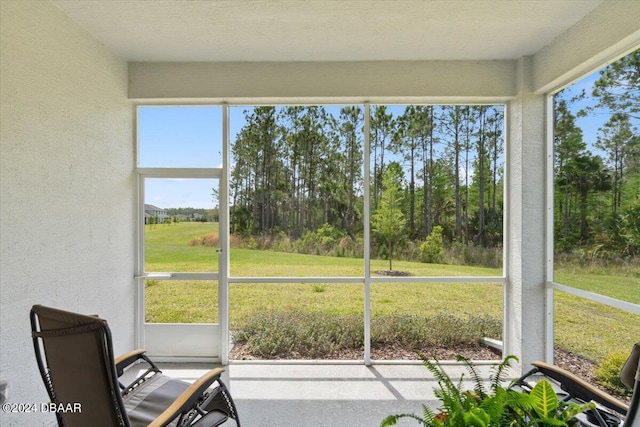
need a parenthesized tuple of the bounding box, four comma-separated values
(144, 223, 639, 362)
(145, 222, 219, 272)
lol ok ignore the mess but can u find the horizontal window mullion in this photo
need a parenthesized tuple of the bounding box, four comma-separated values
(370, 276, 504, 284)
(550, 282, 640, 314)
(137, 168, 222, 178)
(229, 277, 363, 284)
(228, 276, 504, 284)
(140, 272, 219, 281)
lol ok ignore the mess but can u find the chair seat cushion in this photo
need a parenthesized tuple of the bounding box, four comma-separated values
(124, 373, 190, 427)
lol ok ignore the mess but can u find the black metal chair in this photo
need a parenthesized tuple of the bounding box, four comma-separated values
(30, 304, 240, 427)
(620, 342, 639, 427)
(514, 341, 639, 427)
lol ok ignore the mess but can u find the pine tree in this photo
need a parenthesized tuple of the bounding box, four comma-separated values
(372, 165, 406, 271)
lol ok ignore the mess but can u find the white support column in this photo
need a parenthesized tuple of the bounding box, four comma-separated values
(544, 94, 555, 364)
(505, 56, 548, 371)
(220, 104, 230, 365)
(364, 103, 371, 366)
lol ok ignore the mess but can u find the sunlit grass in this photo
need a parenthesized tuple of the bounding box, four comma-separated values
(554, 292, 640, 362)
(230, 283, 363, 327)
(144, 222, 639, 361)
(145, 280, 219, 323)
(554, 271, 640, 304)
(553, 269, 640, 361)
(145, 223, 219, 271)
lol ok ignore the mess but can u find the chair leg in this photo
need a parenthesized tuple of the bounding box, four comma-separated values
(623, 380, 639, 427)
(201, 381, 240, 426)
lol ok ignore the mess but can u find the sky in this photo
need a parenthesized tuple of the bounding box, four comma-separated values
(139, 106, 222, 209)
(557, 72, 608, 147)
(139, 70, 610, 210)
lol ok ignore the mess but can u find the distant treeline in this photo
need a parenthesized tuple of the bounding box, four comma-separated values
(228, 51, 639, 260)
(554, 50, 639, 256)
(166, 207, 218, 222)
(230, 104, 505, 252)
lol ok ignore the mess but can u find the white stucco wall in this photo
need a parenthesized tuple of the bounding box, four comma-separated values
(0, 1, 134, 425)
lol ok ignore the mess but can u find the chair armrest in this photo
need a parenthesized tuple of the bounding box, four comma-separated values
(115, 349, 147, 376)
(148, 368, 226, 427)
(532, 361, 629, 415)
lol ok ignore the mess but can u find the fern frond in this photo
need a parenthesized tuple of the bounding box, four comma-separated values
(457, 354, 487, 399)
(418, 353, 463, 403)
(492, 355, 518, 392)
(421, 404, 437, 422)
(380, 413, 427, 426)
(418, 354, 451, 386)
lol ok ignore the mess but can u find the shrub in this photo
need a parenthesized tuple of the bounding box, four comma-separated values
(371, 314, 501, 348)
(229, 233, 242, 248)
(232, 310, 363, 358)
(445, 241, 503, 268)
(595, 352, 634, 396)
(189, 236, 202, 246)
(202, 233, 218, 247)
(297, 223, 348, 255)
(188, 233, 218, 247)
(272, 234, 293, 253)
(245, 237, 258, 250)
(336, 236, 362, 258)
(420, 225, 445, 263)
(233, 311, 501, 359)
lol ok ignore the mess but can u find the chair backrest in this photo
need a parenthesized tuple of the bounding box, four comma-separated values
(30, 305, 129, 427)
(621, 342, 640, 388)
(622, 342, 640, 427)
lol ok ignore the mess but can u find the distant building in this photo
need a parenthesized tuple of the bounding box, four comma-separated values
(144, 204, 169, 224)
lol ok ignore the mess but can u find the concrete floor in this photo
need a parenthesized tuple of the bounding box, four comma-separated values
(152, 362, 502, 427)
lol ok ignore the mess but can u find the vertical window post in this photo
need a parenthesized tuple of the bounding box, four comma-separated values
(364, 102, 371, 365)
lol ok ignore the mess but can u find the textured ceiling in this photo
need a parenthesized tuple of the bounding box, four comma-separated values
(50, 0, 604, 62)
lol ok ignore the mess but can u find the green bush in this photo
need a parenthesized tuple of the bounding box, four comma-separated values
(232, 310, 363, 358)
(232, 310, 501, 358)
(595, 352, 634, 396)
(297, 223, 348, 255)
(420, 225, 444, 263)
(620, 199, 640, 255)
(445, 241, 503, 268)
(371, 314, 501, 348)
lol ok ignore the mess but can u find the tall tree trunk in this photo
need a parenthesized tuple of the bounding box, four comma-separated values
(453, 107, 462, 240)
(477, 107, 486, 247)
(409, 139, 415, 235)
(427, 107, 434, 236)
(464, 111, 471, 245)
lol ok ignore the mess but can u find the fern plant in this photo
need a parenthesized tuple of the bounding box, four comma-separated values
(380, 354, 595, 427)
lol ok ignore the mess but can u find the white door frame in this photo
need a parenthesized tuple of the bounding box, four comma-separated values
(135, 168, 228, 362)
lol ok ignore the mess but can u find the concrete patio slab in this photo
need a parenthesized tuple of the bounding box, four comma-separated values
(134, 362, 505, 427)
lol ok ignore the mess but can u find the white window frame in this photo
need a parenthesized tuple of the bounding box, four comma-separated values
(135, 102, 508, 364)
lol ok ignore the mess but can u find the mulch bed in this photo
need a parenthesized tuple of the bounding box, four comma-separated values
(229, 342, 500, 362)
(374, 270, 412, 276)
(553, 347, 597, 384)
